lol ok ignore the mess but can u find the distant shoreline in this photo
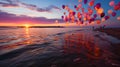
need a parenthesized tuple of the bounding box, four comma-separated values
(0, 26, 64, 28)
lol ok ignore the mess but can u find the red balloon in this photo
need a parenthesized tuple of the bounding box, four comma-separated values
(77, 12, 81, 19)
(89, 0, 94, 6)
(114, 5, 120, 11)
(96, 20, 101, 24)
(65, 16, 68, 22)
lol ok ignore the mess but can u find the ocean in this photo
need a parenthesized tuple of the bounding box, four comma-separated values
(0, 28, 120, 67)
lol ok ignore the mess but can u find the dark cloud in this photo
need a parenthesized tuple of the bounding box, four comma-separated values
(0, 11, 63, 24)
(0, 0, 61, 12)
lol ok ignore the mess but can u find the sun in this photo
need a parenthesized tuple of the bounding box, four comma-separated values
(24, 24, 30, 28)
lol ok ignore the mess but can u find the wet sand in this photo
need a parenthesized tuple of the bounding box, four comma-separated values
(0, 29, 120, 67)
(95, 28, 120, 59)
(95, 28, 120, 39)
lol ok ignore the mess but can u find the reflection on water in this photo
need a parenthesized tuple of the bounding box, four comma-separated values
(62, 32, 120, 66)
(25, 27, 30, 44)
(0, 28, 120, 67)
(0, 28, 81, 55)
(63, 33, 102, 59)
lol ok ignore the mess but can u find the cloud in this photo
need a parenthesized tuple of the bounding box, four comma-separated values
(0, 11, 63, 24)
(0, 0, 61, 12)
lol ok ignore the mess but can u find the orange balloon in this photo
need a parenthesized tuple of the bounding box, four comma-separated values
(97, 8, 104, 14)
(108, 9, 113, 14)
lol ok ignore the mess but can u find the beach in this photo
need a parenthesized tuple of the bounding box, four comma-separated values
(0, 28, 120, 67)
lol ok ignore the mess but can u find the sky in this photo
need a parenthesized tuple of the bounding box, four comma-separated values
(0, 0, 120, 27)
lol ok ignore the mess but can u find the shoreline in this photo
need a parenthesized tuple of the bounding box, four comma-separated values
(95, 27, 120, 40)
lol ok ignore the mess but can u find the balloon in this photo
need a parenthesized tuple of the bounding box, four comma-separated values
(109, 1, 115, 7)
(65, 16, 68, 22)
(74, 5, 77, 8)
(78, 4, 82, 8)
(101, 18, 105, 22)
(78, 0, 82, 2)
(90, 18, 95, 22)
(71, 16, 75, 23)
(65, 6, 69, 11)
(76, 7, 79, 11)
(95, 3, 101, 10)
(117, 16, 120, 21)
(86, 15, 91, 20)
(97, 8, 104, 14)
(105, 16, 110, 20)
(93, 14, 97, 18)
(112, 12, 116, 17)
(100, 13, 105, 18)
(118, 2, 120, 6)
(81, 21, 84, 24)
(84, 0, 88, 4)
(114, 5, 120, 11)
(77, 12, 81, 18)
(64, 12, 66, 15)
(72, 12, 76, 16)
(62, 5, 65, 9)
(82, 8, 84, 13)
(96, 20, 101, 24)
(108, 9, 113, 14)
(61, 16, 64, 19)
(89, 0, 94, 6)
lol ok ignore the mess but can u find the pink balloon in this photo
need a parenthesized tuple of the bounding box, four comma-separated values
(78, 4, 82, 8)
(78, 0, 82, 2)
(109, 1, 115, 7)
(117, 16, 120, 21)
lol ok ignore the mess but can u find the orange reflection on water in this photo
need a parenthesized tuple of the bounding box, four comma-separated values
(63, 32, 102, 61)
(25, 27, 31, 44)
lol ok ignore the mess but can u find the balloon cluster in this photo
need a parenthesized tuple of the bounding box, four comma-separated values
(61, 0, 120, 25)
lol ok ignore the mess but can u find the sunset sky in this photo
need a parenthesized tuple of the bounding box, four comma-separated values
(0, 0, 120, 26)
